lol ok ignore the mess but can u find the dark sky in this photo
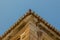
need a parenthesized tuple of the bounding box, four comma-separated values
(0, 0, 60, 36)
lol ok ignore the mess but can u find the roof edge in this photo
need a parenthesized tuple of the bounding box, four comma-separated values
(1, 9, 60, 38)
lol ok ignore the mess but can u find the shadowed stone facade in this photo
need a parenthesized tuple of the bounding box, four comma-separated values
(1, 9, 60, 40)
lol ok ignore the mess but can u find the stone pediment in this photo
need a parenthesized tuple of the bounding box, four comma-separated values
(1, 9, 60, 40)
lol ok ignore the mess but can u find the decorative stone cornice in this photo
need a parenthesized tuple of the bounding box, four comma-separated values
(2, 9, 60, 38)
(32, 12, 60, 36)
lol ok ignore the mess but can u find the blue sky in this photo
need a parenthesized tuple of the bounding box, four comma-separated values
(0, 0, 60, 36)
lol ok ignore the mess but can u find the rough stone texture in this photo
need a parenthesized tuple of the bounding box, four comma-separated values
(0, 36, 2, 40)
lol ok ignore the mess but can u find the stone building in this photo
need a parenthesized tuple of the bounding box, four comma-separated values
(0, 9, 60, 40)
